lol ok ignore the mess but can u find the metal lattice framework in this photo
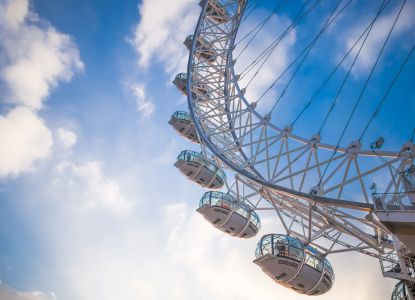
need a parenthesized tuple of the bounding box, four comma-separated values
(184, 0, 415, 283)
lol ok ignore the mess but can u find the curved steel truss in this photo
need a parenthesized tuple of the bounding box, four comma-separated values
(184, 0, 415, 284)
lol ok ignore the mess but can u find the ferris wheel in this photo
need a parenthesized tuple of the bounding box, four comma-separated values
(169, 0, 415, 298)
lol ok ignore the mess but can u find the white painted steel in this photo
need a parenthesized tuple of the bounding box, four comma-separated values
(180, 0, 415, 294)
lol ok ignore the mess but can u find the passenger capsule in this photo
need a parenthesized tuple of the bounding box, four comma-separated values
(172, 73, 209, 98)
(254, 234, 335, 296)
(183, 35, 216, 64)
(391, 281, 411, 300)
(168, 111, 199, 143)
(197, 191, 260, 238)
(199, 0, 229, 24)
(173, 73, 188, 95)
(174, 150, 225, 189)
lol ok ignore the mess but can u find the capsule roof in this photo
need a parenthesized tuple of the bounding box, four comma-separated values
(171, 110, 192, 121)
(176, 72, 187, 80)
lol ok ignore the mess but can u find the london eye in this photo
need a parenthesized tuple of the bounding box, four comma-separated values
(169, 0, 415, 297)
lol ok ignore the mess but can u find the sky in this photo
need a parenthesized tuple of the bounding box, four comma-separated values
(233, 0, 415, 150)
(0, 0, 412, 299)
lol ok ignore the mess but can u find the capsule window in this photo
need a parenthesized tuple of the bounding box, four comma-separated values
(305, 252, 318, 269)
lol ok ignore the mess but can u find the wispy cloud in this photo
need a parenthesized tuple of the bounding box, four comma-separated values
(129, 82, 155, 117)
(131, 0, 198, 75)
(235, 14, 296, 113)
(0, 283, 56, 300)
(0, 2, 400, 300)
(342, 1, 415, 75)
(56, 128, 77, 149)
(53, 160, 132, 214)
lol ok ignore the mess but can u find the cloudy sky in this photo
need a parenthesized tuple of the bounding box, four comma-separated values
(0, 0, 413, 299)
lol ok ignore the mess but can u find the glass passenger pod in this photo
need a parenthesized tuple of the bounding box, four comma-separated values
(199, 0, 229, 24)
(173, 73, 188, 95)
(168, 111, 200, 143)
(391, 281, 411, 300)
(172, 73, 210, 99)
(183, 35, 216, 64)
(197, 191, 261, 238)
(174, 150, 226, 189)
(254, 234, 335, 296)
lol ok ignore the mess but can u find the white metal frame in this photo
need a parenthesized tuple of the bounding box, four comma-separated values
(185, 0, 415, 282)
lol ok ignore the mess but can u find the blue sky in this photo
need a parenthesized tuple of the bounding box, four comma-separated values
(233, 0, 415, 150)
(0, 0, 413, 299)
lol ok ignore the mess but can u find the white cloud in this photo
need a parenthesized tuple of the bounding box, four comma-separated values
(0, 0, 83, 178)
(56, 128, 77, 148)
(0, 106, 52, 177)
(0, 284, 56, 300)
(53, 160, 132, 214)
(0, 0, 28, 30)
(158, 202, 395, 300)
(0, 3, 399, 300)
(38, 199, 393, 300)
(0, 0, 84, 110)
(132, 1, 296, 112)
(131, 0, 199, 75)
(343, 1, 415, 75)
(129, 83, 155, 117)
(235, 14, 296, 113)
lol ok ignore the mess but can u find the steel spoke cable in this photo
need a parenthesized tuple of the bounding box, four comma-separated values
(235, 0, 289, 60)
(242, 0, 320, 84)
(290, 0, 391, 127)
(236, 10, 274, 48)
(317, 0, 398, 186)
(242, 0, 260, 15)
(265, 0, 350, 115)
(238, 0, 315, 79)
(243, 0, 322, 90)
(335, 0, 406, 145)
(240, 0, 351, 114)
(371, 148, 404, 174)
(240, 0, 266, 24)
(238, 0, 289, 42)
(317, 0, 389, 136)
(332, 0, 407, 149)
(359, 44, 415, 141)
(350, 0, 407, 138)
